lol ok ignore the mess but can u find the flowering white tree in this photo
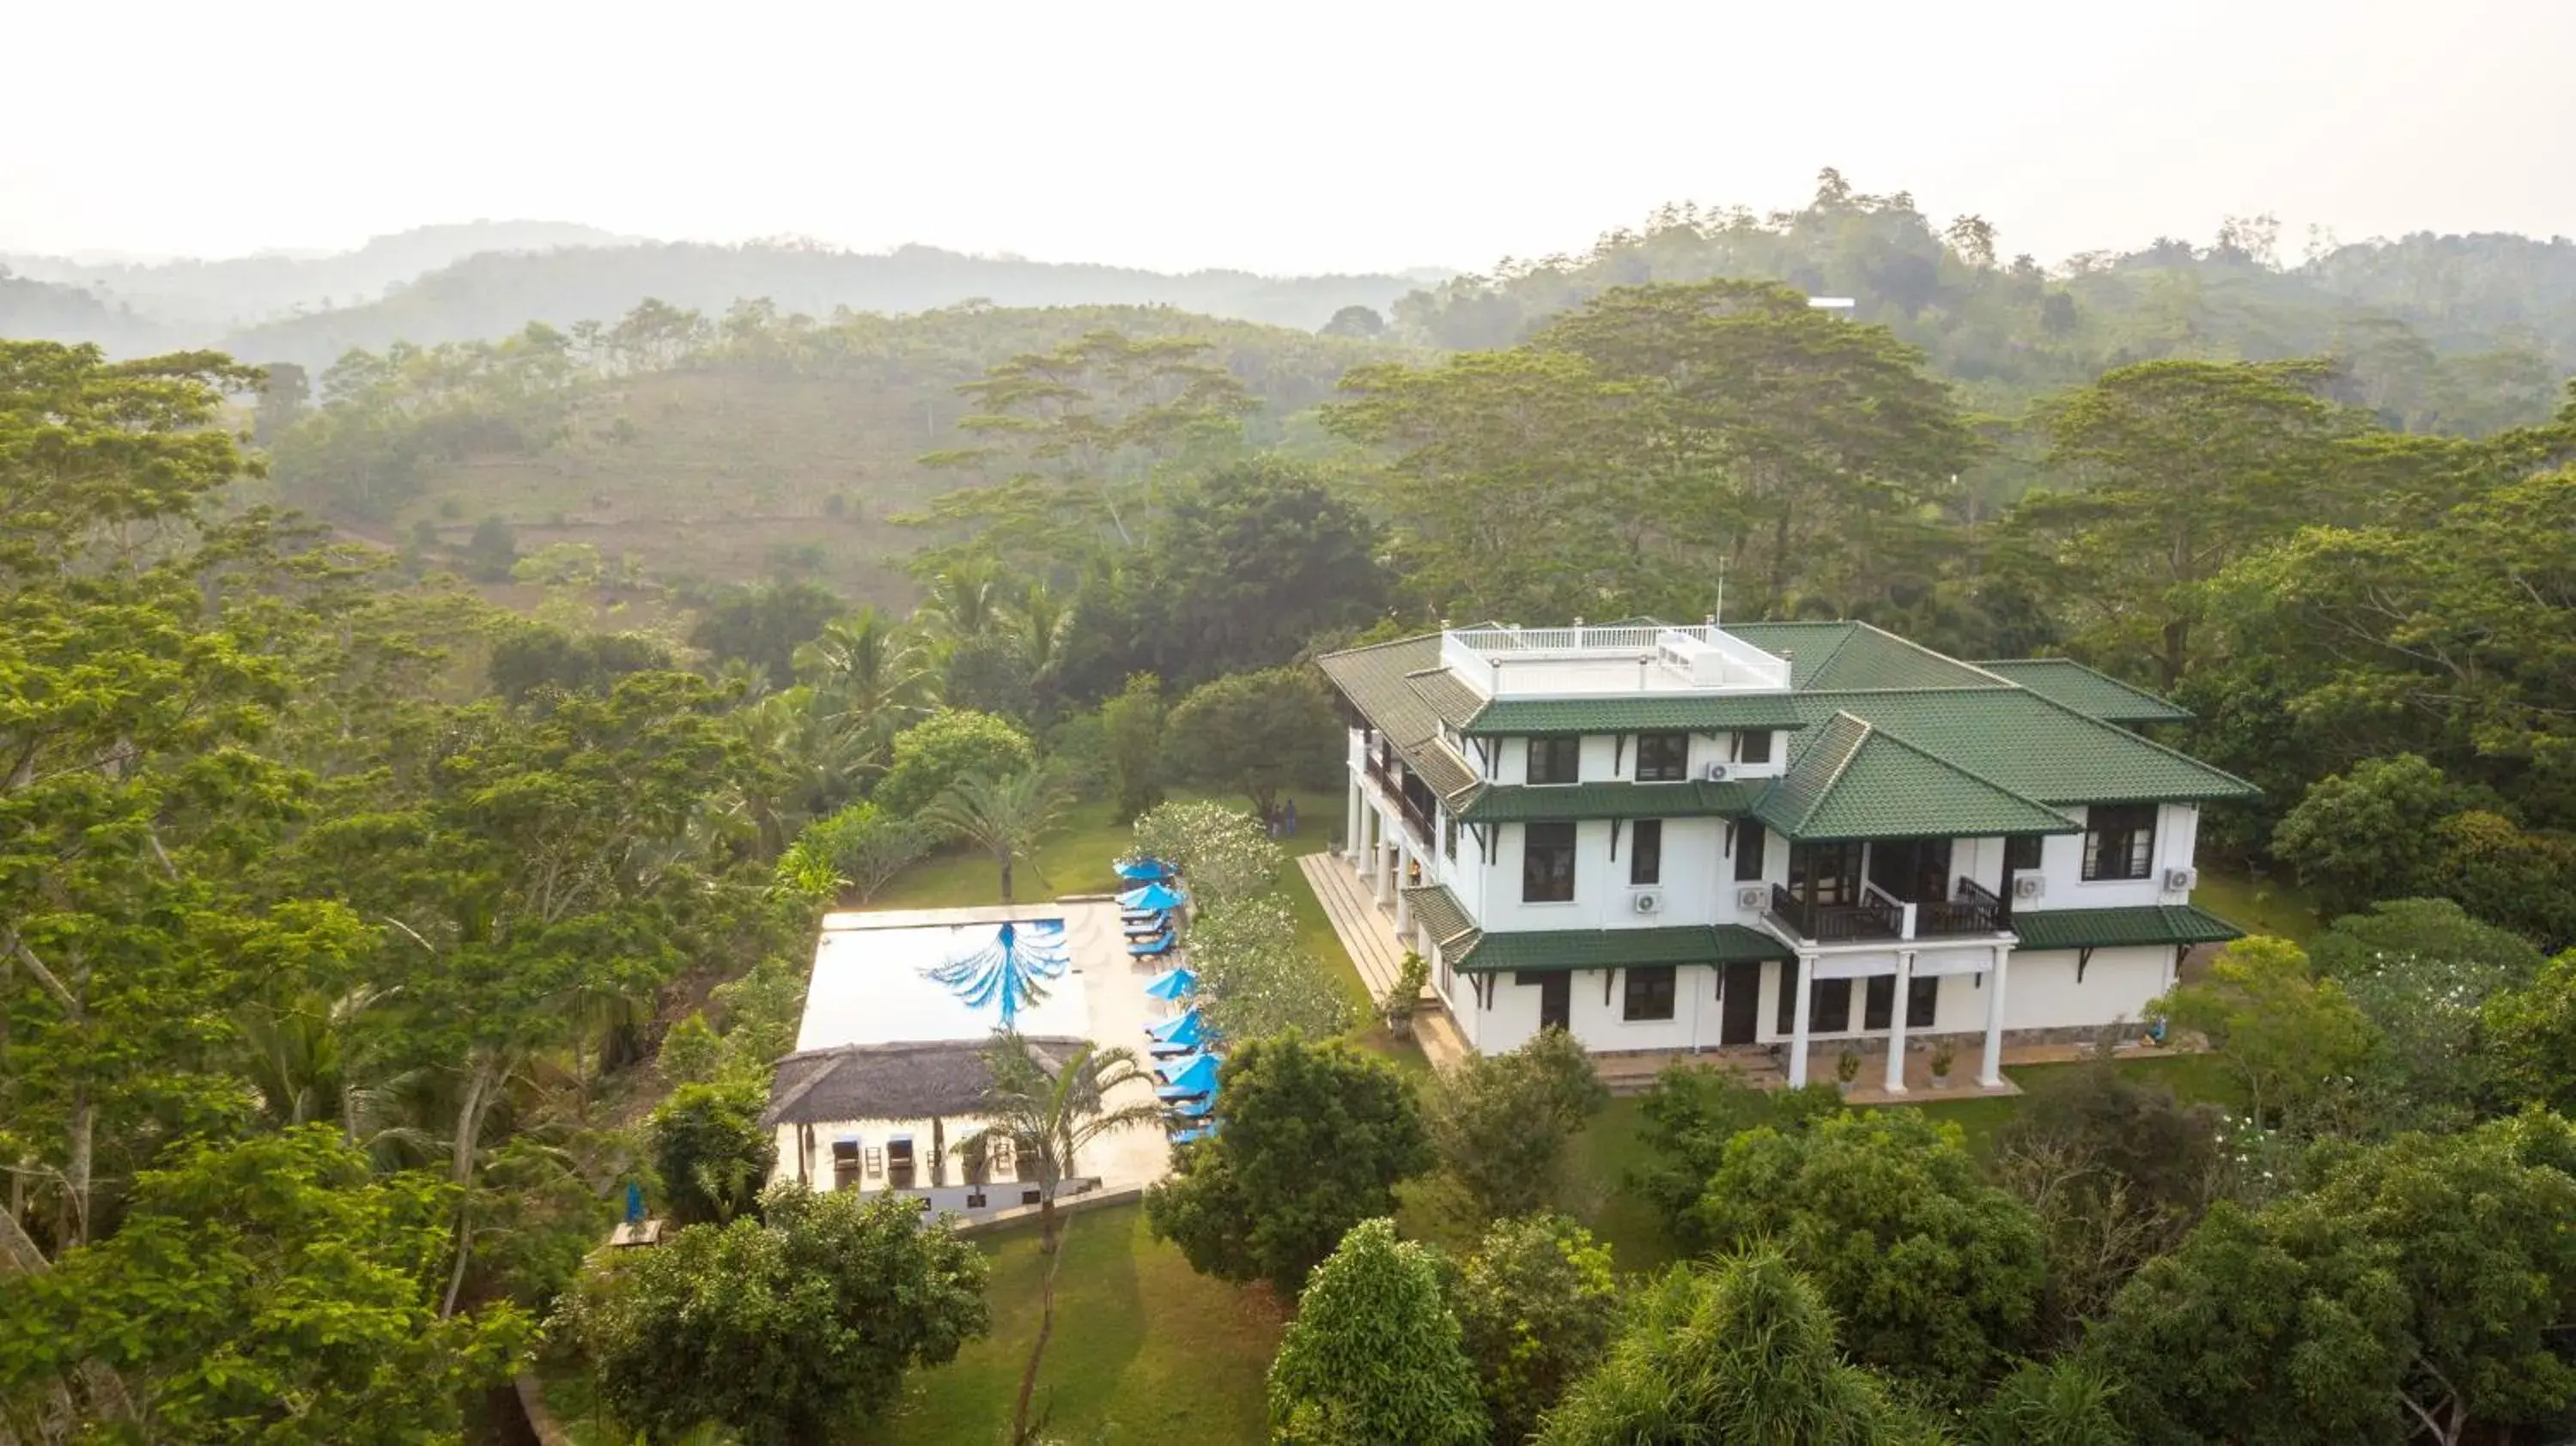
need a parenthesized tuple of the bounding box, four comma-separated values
(1189, 896, 1352, 1042)
(1129, 799, 1282, 907)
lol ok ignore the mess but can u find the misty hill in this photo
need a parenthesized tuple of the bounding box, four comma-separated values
(0, 268, 173, 353)
(1397, 176, 2576, 434)
(258, 301, 1401, 605)
(219, 242, 1425, 372)
(3, 221, 632, 332)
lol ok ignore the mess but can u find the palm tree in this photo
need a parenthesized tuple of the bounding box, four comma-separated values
(917, 556, 1010, 646)
(792, 605, 933, 748)
(956, 1033, 1165, 1446)
(917, 769, 1068, 905)
(1013, 582, 1074, 697)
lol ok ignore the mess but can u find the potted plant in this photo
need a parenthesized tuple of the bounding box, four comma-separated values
(1379, 951, 1431, 1041)
(1929, 1038, 1957, 1090)
(1835, 1048, 1862, 1095)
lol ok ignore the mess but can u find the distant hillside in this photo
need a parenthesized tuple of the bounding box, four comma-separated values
(1394, 177, 2576, 435)
(0, 268, 173, 352)
(3, 221, 632, 332)
(260, 302, 1405, 605)
(220, 243, 1421, 371)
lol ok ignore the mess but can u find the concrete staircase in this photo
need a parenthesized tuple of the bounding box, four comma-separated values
(1297, 852, 1468, 1069)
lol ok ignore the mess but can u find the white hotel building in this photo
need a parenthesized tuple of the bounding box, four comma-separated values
(1318, 621, 2251, 1091)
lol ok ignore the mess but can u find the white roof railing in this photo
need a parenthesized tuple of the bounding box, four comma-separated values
(1439, 623, 1792, 698)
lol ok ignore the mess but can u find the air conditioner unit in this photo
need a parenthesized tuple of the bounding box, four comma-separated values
(1700, 762, 1731, 782)
(1735, 885, 1770, 912)
(1631, 890, 1662, 915)
(2012, 875, 2045, 902)
(2164, 867, 2198, 893)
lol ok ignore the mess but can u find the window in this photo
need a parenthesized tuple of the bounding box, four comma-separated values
(1630, 820, 1663, 886)
(2004, 834, 2045, 872)
(1527, 737, 1581, 785)
(2081, 805, 2159, 881)
(1522, 822, 1577, 902)
(1789, 840, 1867, 905)
(1624, 965, 1677, 1021)
(1773, 973, 1854, 1034)
(1636, 732, 1691, 781)
(1906, 975, 1940, 1028)
(1734, 821, 1767, 882)
(1738, 729, 1774, 765)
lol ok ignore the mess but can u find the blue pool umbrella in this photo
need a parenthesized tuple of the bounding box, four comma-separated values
(1116, 858, 1173, 881)
(920, 920, 1070, 1030)
(1156, 1051, 1220, 1093)
(1143, 966, 1196, 1000)
(1116, 882, 1185, 911)
(1148, 1010, 1206, 1049)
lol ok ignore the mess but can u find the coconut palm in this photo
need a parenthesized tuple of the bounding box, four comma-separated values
(955, 1033, 1165, 1446)
(916, 768, 1068, 905)
(916, 556, 1011, 645)
(792, 605, 933, 746)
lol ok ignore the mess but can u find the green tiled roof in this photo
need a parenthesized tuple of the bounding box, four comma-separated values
(1456, 924, 1795, 975)
(1402, 885, 1481, 953)
(2010, 905, 2244, 952)
(1462, 693, 1807, 737)
(1724, 620, 2002, 691)
(1974, 659, 2195, 725)
(1409, 744, 1482, 803)
(1457, 779, 1766, 823)
(1788, 690, 2257, 805)
(1756, 712, 2083, 841)
(1411, 669, 1486, 731)
(1315, 635, 1445, 751)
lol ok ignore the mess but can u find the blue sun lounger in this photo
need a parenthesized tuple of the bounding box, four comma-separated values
(1169, 1124, 1218, 1145)
(1129, 932, 1175, 957)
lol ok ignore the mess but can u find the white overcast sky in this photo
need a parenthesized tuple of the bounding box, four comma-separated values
(8, 0, 2573, 274)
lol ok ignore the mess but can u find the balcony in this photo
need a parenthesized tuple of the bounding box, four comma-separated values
(1769, 876, 2006, 945)
(1364, 753, 1437, 850)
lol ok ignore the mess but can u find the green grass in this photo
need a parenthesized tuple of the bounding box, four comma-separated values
(860, 1205, 1282, 1446)
(2193, 865, 2325, 944)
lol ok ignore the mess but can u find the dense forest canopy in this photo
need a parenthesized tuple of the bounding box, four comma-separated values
(11, 166, 2576, 1444)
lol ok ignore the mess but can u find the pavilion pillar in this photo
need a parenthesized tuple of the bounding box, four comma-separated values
(1786, 953, 1816, 1088)
(1979, 946, 2010, 1087)
(1883, 951, 1914, 1095)
(1345, 774, 1364, 865)
(1394, 854, 1413, 934)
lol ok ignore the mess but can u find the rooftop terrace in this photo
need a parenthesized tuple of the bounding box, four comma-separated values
(1438, 623, 1794, 700)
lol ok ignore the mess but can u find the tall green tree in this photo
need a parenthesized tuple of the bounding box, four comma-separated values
(1444, 1214, 1622, 1444)
(648, 1079, 776, 1226)
(2008, 359, 2365, 688)
(1146, 1034, 1431, 1297)
(872, 708, 1035, 815)
(2150, 937, 2374, 1130)
(954, 1035, 1163, 1444)
(0, 1127, 528, 1445)
(1099, 671, 1169, 821)
(566, 1185, 990, 1446)
(1267, 1218, 1491, 1446)
(1538, 1249, 1911, 1446)
(1692, 1109, 2047, 1404)
(1162, 666, 1342, 816)
(1425, 1030, 1610, 1221)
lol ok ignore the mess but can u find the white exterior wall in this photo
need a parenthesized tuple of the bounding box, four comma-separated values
(2004, 946, 2178, 1031)
(2019, 803, 2204, 909)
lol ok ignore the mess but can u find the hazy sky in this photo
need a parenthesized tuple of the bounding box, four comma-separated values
(10, 0, 2574, 274)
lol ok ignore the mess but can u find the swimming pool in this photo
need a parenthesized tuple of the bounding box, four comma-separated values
(796, 917, 1089, 1052)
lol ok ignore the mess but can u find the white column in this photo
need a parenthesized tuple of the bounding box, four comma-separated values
(1883, 951, 1914, 1095)
(1786, 954, 1815, 1087)
(1357, 805, 1378, 879)
(1345, 775, 1363, 864)
(1393, 849, 1413, 934)
(1979, 946, 2009, 1087)
(1373, 834, 1394, 907)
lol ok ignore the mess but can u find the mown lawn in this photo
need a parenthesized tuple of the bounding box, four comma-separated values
(868, 787, 1344, 912)
(859, 1205, 1282, 1446)
(2193, 865, 2326, 944)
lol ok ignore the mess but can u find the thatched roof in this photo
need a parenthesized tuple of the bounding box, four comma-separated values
(762, 1036, 1085, 1127)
